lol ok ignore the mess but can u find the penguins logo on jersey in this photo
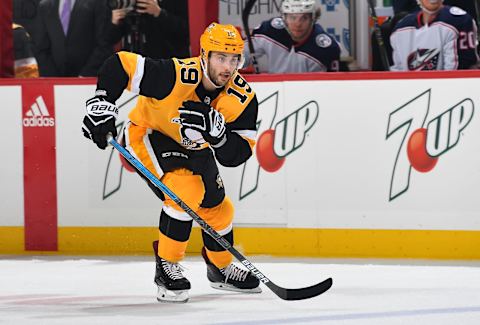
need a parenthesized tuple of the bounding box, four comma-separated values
(407, 48, 440, 71)
(170, 117, 205, 150)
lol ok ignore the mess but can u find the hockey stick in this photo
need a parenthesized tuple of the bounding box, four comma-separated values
(475, 0, 480, 25)
(107, 136, 333, 300)
(474, 0, 480, 47)
(367, 0, 390, 71)
(242, 0, 260, 73)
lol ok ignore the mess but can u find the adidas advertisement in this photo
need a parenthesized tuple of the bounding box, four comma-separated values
(23, 95, 55, 127)
(21, 83, 57, 250)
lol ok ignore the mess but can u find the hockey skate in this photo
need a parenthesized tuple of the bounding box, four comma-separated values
(201, 247, 262, 293)
(153, 241, 191, 303)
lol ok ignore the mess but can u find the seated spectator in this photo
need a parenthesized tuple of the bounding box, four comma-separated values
(390, 0, 479, 70)
(243, 0, 340, 73)
(105, 0, 189, 59)
(34, 0, 112, 77)
(12, 23, 39, 78)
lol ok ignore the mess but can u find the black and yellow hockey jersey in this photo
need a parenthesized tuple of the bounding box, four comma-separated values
(96, 51, 258, 167)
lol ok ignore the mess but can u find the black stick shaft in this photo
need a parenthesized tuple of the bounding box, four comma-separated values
(368, 0, 390, 71)
(242, 0, 260, 73)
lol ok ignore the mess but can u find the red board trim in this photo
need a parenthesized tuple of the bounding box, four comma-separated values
(22, 82, 57, 251)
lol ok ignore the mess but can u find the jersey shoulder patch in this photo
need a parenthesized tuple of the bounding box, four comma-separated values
(270, 17, 286, 29)
(450, 6, 467, 16)
(173, 57, 201, 70)
(438, 6, 473, 29)
(316, 34, 333, 48)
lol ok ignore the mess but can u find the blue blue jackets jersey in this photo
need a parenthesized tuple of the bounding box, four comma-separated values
(243, 17, 340, 73)
(390, 6, 478, 70)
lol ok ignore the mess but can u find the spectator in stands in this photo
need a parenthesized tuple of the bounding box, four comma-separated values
(105, 0, 189, 59)
(34, 0, 112, 77)
(390, 0, 479, 70)
(13, 0, 42, 45)
(12, 23, 39, 78)
(242, 0, 340, 73)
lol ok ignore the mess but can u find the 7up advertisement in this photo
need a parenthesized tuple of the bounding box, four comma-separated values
(221, 77, 480, 230)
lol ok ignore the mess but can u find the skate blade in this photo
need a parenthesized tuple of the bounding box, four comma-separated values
(210, 282, 262, 294)
(156, 286, 189, 303)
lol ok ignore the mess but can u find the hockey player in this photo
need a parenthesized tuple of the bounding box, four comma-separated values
(390, 0, 479, 70)
(82, 23, 261, 302)
(243, 0, 340, 73)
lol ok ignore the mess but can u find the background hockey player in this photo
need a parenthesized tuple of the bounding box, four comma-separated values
(81, 23, 261, 303)
(243, 0, 340, 73)
(390, 0, 479, 70)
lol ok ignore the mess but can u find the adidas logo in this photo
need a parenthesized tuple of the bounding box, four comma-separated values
(23, 96, 55, 127)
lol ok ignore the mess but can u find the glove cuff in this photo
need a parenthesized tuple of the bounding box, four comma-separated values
(209, 134, 227, 149)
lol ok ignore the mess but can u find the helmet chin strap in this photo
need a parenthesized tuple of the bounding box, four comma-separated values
(200, 54, 242, 89)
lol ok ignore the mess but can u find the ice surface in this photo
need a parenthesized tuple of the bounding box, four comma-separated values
(1, 256, 479, 324)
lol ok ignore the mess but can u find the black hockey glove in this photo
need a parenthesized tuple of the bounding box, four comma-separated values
(178, 100, 227, 147)
(82, 96, 118, 149)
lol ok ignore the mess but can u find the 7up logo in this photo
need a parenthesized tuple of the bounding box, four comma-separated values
(239, 91, 319, 200)
(386, 89, 474, 201)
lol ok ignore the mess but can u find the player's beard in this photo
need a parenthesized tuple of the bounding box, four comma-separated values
(208, 66, 232, 87)
(288, 22, 313, 43)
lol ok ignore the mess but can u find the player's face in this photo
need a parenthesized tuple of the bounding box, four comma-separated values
(207, 52, 240, 87)
(284, 13, 314, 42)
(419, 0, 443, 12)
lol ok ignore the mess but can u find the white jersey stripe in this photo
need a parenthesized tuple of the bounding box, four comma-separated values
(124, 122, 144, 167)
(143, 128, 164, 179)
(162, 205, 193, 222)
(131, 56, 145, 94)
(216, 223, 233, 236)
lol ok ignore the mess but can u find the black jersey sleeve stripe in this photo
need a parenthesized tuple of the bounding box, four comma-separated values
(227, 95, 258, 131)
(96, 54, 129, 103)
(213, 96, 258, 167)
(139, 58, 177, 100)
(213, 132, 252, 167)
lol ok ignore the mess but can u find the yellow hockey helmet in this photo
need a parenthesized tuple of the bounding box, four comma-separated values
(200, 23, 244, 87)
(200, 22, 244, 59)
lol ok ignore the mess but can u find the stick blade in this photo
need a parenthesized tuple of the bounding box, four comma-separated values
(270, 278, 333, 301)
